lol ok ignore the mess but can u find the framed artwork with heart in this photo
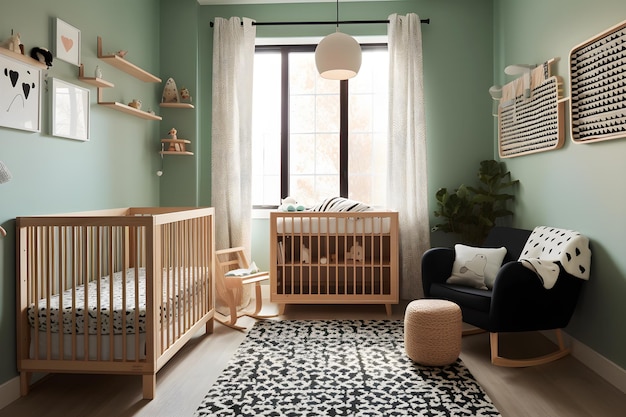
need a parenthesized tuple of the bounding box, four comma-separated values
(55, 18, 81, 66)
(0, 52, 42, 132)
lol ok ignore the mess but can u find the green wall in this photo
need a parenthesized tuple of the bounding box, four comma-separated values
(495, 0, 626, 369)
(159, 0, 200, 207)
(0, 0, 162, 386)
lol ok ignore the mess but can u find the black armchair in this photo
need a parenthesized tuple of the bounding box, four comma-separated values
(422, 226, 586, 367)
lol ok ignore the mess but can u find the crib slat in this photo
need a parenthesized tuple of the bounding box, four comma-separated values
(133, 226, 141, 361)
(108, 226, 115, 360)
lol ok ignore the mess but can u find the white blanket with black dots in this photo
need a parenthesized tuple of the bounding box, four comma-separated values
(518, 226, 591, 289)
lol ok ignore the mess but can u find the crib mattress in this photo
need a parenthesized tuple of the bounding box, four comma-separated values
(27, 267, 205, 335)
(275, 215, 392, 234)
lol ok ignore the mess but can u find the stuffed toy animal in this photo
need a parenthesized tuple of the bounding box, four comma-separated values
(2, 33, 21, 53)
(279, 196, 305, 212)
(301, 245, 310, 263)
(30, 47, 53, 68)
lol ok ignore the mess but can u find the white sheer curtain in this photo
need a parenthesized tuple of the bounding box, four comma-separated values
(211, 17, 256, 252)
(387, 13, 431, 300)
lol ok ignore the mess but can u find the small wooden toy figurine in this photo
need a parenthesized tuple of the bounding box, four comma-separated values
(168, 128, 182, 151)
(180, 86, 192, 102)
(128, 99, 142, 110)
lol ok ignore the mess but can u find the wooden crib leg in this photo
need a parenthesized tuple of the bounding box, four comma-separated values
(384, 304, 392, 316)
(142, 374, 156, 400)
(206, 317, 214, 334)
(20, 371, 31, 396)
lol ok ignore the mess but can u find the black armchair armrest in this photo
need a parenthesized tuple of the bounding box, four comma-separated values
(489, 261, 583, 332)
(421, 247, 455, 297)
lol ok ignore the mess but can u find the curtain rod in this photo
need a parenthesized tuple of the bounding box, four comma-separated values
(210, 18, 430, 28)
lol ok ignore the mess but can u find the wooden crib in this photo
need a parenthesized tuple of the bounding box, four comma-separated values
(16, 207, 215, 400)
(270, 211, 399, 315)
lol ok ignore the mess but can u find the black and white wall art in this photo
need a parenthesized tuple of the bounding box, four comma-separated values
(0, 53, 42, 132)
(569, 19, 626, 143)
(498, 60, 565, 158)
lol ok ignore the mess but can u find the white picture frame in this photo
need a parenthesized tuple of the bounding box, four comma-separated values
(51, 78, 90, 141)
(55, 18, 81, 66)
(0, 52, 42, 132)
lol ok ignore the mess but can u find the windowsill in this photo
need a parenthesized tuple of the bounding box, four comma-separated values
(252, 208, 273, 219)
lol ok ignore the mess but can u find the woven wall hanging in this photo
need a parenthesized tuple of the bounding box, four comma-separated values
(569, 19, 626, 144)
(498, 59, 565, 158)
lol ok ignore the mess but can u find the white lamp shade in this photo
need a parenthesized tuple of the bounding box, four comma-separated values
(315, 31, 362, 80)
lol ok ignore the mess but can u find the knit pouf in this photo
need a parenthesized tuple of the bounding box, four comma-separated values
(404, 299, 462, 366)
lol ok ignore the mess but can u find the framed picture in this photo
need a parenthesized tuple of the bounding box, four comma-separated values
(0, 52, 42, 132)
(55, 18, 81, 66)
(51, 78, 90, 141)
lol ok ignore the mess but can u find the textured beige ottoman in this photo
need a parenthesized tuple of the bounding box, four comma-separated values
(404, 299, 462, 366)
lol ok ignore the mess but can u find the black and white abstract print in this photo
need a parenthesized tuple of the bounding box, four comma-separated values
(195, 320, 501, 417)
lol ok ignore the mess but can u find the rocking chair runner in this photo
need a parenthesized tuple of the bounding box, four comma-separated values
(214, 247, 277, 330)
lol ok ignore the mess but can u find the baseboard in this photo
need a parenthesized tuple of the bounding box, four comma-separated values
(542, 330, 626, 394)
(0, 376, 20, 411)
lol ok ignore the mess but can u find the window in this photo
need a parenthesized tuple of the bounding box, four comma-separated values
(251, 44, 388, 208)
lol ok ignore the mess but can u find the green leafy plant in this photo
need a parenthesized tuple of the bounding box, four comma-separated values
(433, 160, 519, 245)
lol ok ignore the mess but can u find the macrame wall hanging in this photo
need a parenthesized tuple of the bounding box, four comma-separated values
(497, 58, 566, 158)
(569, 19, 626, 144)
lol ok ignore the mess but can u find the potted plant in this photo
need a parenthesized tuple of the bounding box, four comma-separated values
(433, 159, 518, 245)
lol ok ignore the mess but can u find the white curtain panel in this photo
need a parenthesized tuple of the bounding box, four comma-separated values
(387, 13, 431, 300)
(211, 17, 256, 252)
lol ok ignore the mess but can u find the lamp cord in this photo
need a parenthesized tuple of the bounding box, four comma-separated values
(336, 0, 339, 29)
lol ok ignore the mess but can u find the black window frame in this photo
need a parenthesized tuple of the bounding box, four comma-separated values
(253, 43, 387, 209)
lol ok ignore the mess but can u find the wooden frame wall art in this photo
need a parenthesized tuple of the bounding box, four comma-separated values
(55, 18, 81, 67)
(0, 51, 42, 132)
(498, 59, 565, 158)
(569, 19, 626, 144)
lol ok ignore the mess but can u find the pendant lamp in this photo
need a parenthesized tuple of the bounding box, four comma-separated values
(315, 0, 362, 80)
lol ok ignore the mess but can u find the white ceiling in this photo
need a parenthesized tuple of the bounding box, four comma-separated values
(198, 0, 391, 4)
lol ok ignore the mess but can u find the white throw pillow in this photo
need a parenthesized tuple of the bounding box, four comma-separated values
(446, 244, 507, 290)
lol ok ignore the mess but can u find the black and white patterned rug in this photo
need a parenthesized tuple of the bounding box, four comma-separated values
(194, 320, 501, 417)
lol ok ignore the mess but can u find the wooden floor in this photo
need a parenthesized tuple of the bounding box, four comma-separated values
(1, 298, 625, 417)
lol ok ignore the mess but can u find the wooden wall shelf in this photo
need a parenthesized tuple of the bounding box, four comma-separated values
(95, 36, 161, 120)
(78, 64, 114, 88)
(160, 151, 194, 155)
(160, 138, 192, 154)
(99, 100, 162, 120)
(97, 36, 161, 83)
(0, 47, 46, 69)
(160, 102, 195, 109)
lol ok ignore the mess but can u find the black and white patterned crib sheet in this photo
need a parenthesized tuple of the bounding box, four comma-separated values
(27, 267, 206, 335)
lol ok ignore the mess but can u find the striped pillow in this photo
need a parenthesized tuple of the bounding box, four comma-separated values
(312, 197, 371, 212)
